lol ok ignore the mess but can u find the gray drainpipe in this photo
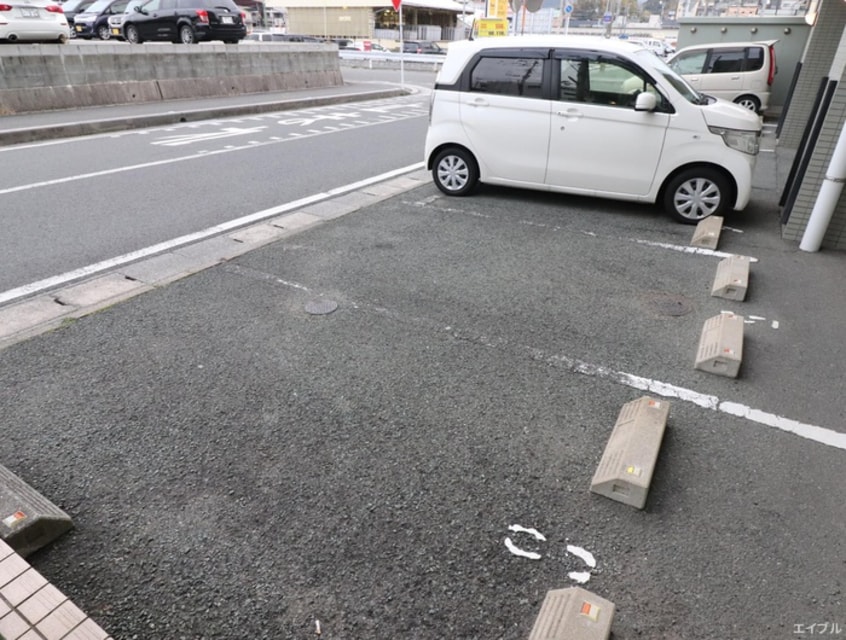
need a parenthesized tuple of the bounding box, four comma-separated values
(800, 122, 846, 252)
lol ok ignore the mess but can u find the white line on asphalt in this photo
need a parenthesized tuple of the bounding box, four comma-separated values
(535, 348, 846, 451)
(0, 163, 424, 305)
(630, 238, 759, 262)
(0, 115, 426, 196)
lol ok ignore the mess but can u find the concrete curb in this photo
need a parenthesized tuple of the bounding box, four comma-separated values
(0, 168, 430, 352)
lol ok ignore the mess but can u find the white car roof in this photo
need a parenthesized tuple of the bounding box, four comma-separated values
(438, 35, 651, 84)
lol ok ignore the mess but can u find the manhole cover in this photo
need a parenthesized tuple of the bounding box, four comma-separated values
(304, 299, 338, 315)
(643, 292, 693, 317)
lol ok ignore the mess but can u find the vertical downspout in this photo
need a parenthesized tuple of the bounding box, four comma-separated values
(799, 123, 846, 251)
(797, 26, 846, 252)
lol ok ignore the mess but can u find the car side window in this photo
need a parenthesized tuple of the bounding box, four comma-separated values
(743, 46, 764, 71)
(587, 58, 652, 107)
(706, 48, 745, 74)
(670, 50, 707, 75)
(142, 0, 160, 10)
(559, 57, 588, 102)
(469, 57, 544, 98)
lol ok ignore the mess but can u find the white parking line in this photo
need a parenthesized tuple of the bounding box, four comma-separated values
(534, 348, 846, 451)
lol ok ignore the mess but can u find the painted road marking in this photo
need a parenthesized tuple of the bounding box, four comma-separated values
(0, 113, 426, 197)
(504, 526, 597, 583)
(533, 348, 846, 451)
(0, 163, 424, 305)
(151, 127, 267, 146)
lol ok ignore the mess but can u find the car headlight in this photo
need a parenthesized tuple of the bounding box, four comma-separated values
(708, 126, 760, 156)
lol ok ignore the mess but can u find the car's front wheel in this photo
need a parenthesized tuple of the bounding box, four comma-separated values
(97, 24, 110, 40)
(125, 24, 141, 43)
(179, 25, 195, 44)
(663, 167, 732, 224)
(432, 147, 479, 197)
(734, 94, 761, 113)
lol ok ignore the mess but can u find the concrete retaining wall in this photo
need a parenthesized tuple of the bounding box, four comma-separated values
(0, 43, 343, 115)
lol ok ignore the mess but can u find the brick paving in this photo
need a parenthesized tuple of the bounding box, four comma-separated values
(0, 541, 110, 640)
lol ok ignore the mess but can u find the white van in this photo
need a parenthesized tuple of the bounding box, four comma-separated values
(424, 36, 762, 224)
(666, 40, 777, 113)
(625, 37, 671, 57)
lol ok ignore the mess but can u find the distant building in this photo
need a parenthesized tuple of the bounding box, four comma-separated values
(264, 0, 469, 41)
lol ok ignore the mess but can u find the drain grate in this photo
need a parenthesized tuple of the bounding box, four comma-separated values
(305, 299, 338, 315)
(643, 292, 693, 317)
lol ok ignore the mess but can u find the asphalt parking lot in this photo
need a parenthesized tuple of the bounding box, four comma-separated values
(1, 128, 844, 639)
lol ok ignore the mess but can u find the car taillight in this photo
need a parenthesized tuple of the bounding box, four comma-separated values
(767, 45, 776, 86)
(45, 4, 64, 12)
(239, 10, 245, 21)
(195, 8, 208, 22)
(0, 4, 12, 10)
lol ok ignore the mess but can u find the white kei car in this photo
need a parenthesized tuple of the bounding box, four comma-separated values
(0, 0, 69, 43)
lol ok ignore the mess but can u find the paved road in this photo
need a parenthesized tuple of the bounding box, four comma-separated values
(0, 91, 429, 294)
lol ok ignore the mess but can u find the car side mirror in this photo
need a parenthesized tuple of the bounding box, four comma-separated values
(634, 92, 657, 111)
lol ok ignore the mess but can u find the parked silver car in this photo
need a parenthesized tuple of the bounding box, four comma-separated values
(0, 0, 69, 43)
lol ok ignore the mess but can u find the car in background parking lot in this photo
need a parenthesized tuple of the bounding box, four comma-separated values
(106, 0, 138, 38)
(60, 0, 93, 36)
(70, 0, 127, 39)
(117, 0, 246, 43)
(667, 40, 777, 113)
(350, 40, 388, 51)
(402, 40, 444, 54)
(243, 31, 287, 42)
(0, 0, 69, 43)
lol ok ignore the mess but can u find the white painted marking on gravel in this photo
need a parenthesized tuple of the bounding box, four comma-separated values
(631, 238, 759, 262)
(508, 524, 546, 541)
(504, 537, 541, 560)
(568, 571, 591, 584)
(566, 545, 596, 568)
(534, 348, 845, 451)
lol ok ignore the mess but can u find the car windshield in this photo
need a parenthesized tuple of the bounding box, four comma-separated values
(62, 0, 93, 10)
(634, 49, 706, 105)
(84, 0, 113, 11)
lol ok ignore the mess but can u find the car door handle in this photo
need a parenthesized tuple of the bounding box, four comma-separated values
(556, 109, 583, 119)
(467, 98, 489, 107)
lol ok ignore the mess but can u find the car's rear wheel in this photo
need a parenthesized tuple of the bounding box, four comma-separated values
(734, 94, 761, 113)
(432, 147, 479, 197)
(179, 25, 195, 44)
(97, 24, 110, 40)
(57, 33, 68, 44)
(125, 24, 141, 43)
(663, 167, 732, 224)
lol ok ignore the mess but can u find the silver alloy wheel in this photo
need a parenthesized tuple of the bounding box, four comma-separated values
(436, 153, 470, 193)
(180, 25, 194, 43)
(734, 95, 761, 112)
(97, 24, 110, 39)
(672, 177, 722, 221)
(125, 24, 140, 43)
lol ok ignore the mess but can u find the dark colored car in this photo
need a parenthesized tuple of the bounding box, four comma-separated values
(402, 40, 444, 54)
(120, 0, 246, 44)
(61, 0, 96, 36)
(71, 0, 129, 39)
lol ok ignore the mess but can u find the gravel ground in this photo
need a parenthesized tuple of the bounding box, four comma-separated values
(2, 178, 844, 639)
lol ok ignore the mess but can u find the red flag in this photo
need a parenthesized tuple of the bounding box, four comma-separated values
(392, 0, 401, 10)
